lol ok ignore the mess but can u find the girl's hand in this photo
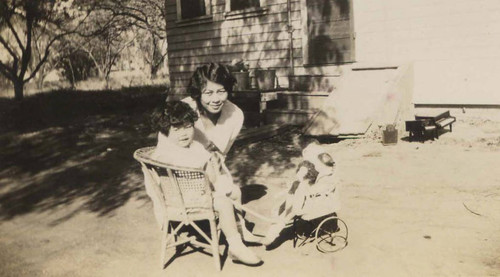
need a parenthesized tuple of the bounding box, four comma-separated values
(206, 141, 222, 153)
(227, 187, 241, 201)
(296, 166, 309, 180)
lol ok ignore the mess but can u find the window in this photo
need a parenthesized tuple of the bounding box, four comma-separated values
(224, 0, 266, 20)
(230, 0, 260, 11)
(177, 0, 211, 20)
(302, 0, 355, 65)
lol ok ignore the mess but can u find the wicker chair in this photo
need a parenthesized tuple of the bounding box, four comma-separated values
(133, 147, 222, 271)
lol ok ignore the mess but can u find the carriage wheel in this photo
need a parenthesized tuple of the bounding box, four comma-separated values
(315, 216, 348, 253)
(293, 217, 317, 247)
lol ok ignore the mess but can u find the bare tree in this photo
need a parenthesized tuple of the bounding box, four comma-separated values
(75, 12, 136, 88)
(135, 26, 167, 78)
(96, 0, 168, 79)
(0, 0, 92, 100)
(55, 39, 94, 88)
(31, 28, 71, 89)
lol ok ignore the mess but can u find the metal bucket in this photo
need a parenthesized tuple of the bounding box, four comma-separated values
(382, 124, 398, 145)
(255, 69, 276, 90)
(233, 72, 250, 91)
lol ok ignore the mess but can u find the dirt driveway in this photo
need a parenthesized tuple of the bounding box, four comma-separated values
(1, 110, 499, 277)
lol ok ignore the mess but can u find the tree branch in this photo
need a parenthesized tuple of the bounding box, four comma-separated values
(97, 3, 166, 39)
(0, 35, 19, 61)
(23, 31, 73, 83)
(148, 0, 166, 18)
(18, 9, 34, 80)
(0, 60, 15, 81)
(5, 17, 25, 51)
(22, 7, 96, 83)
(81, 45, 104, 77)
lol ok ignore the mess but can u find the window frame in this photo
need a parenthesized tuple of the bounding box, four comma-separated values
(176, 0, 212, 25)
(224, 0, 267, 20)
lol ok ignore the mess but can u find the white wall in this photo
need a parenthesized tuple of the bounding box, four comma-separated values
(354, 0, 500, 63)
(353, 0, 500, 105)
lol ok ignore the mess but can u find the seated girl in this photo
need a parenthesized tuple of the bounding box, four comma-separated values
(262, 141, 340, 246)
(148, 100, 262, 266)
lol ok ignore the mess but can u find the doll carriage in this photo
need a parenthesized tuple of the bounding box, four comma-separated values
(274, 185, 348, 253)
(289, 189, 349, 253)
(240, 183, 348, 253)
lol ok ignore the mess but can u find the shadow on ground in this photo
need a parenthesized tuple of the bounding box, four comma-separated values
(226, 128, 303, 186)
(0, 113, 155, 221)
(0, 93, 305, 225)
(240, 184, 268, 205)
(0, 89, 171, 223)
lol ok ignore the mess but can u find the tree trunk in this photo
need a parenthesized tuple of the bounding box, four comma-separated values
(67, 58, 76, 89)
(14, 80, 24, 101)
(36, 67, 45, 90)
(105, 73, 110, 89)
(150, 64, 159, 79)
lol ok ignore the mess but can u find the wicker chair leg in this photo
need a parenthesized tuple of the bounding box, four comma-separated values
(209, 219, 221, 271)
(160, 227, 169, 268)
(293, 217, 298, 248)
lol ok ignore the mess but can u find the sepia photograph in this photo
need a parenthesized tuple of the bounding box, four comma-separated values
(0, 0, 499, 276)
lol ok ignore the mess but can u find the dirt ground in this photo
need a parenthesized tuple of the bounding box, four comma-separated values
(1, 108, 499, 277)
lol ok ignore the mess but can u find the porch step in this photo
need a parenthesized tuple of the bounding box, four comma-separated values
(264, 109, 317, 126)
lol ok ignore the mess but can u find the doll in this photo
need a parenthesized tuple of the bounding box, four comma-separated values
(262, 141, 339, 246)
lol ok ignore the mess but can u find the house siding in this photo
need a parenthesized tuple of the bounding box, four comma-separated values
(166, 0, 500, 104)
(166, 0, 303, 94)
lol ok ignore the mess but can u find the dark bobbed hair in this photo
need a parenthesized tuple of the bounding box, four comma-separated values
(187, 63, 236, 113)
(150, 100, 199, 136)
